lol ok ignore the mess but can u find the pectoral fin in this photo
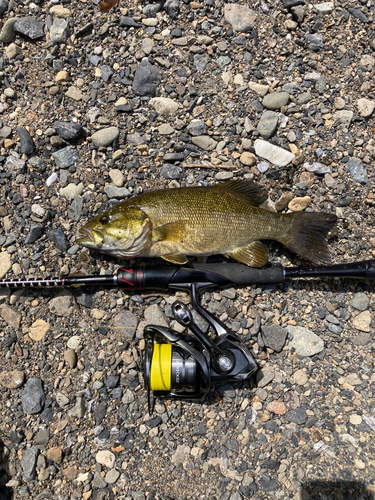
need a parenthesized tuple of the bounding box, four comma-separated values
(226, 241, 269, 267)
(153, 220, 189, 244)
(161, 254, 189, 265)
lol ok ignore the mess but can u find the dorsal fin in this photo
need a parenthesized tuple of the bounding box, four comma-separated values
(212, 180, 268, 206)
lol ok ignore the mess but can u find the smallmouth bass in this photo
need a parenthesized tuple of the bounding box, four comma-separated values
(76, 180, 337, 267)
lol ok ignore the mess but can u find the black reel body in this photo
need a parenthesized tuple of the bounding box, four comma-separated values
(143, 288, 257, 411)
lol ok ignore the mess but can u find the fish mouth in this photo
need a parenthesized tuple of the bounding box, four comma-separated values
(76, 228, 105, 247)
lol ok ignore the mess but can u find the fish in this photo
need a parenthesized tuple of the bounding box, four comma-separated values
(76, 180, 337, 267)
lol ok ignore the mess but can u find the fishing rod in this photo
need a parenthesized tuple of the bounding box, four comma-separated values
(2, 259, 374, 411)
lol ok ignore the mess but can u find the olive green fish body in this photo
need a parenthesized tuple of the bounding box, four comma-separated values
(77, 181, 336, 267)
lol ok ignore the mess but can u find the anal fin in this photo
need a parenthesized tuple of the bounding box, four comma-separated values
(226, 241, 269, 267)
(161, 254, 189, 265)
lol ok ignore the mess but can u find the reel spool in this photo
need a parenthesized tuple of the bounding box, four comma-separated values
(144, 299, 257, 412)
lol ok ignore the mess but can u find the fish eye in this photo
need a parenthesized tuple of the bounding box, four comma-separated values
(100, 216, 109, 225)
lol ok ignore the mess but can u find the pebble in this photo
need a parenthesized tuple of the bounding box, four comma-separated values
(48, 227, 69, 250)
(48, 291, 75, 316)
(256, 111, 279, 139)
(52, 147, 78, 168)
(240, 152, 256, 166)
(109, 169, 124, 187)
(96, 450, 116, 468)
(60, 183, 84, 199)
(25, 223, 44, 244)
(292, 369, 308, 386)
(91, 127, 119, 147)
(191, 135, 217, 151)
(132, 59, 161, 96)
(0, 369, 24, 389)
(5, 42, 21, 59)
(286, 326, 324, 356)
(67, 335, 81, 350)
(21, 378, 45, 414)
(144, 304, 169, 327)
(288, 196, 311, 212)
(105, 469, 120, 484)
(350, 292, 370, 311)
(65, 86, 83, 101)
(0, 17, 17, 43)
(254, 139, 295, 167)
(0, 251, 11, 279)
(21, 446, 39, 480)
(161, 164, 182, 179)
(352, 311, 371, 332)
(50, 18, 70, 43)
(248, 82, 269, 96)
(104, 185, 131, 199)
(29, 318, 50, 341)
(14, 16, 44, 39)
(53, 121, 84, 140)
(112, 310, 139, 339)
(357, 98, 375, 118)
(223, 4, 257, 32)
(303, 162, 331, 174)
(187, 120, 207, 136)
(149, 97, 179, 115)
(64, 348, 77, 368)
(260, 324, 287, 352)
(262, 92, 289, 110)
(0, 303, 21, 328)
(333, 110, 353, 127)
(46, 447, 63, 463)
(345, 157, 368, 185)
(266, 401, 287, 415)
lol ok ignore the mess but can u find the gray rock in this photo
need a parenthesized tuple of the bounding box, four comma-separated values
(191, 135, 217, 151)
(303, 162, 331, 174)
(50, 18, 70, 43)
(215, 171, 234, 180)
(313, 2, 334, 14)
(357, 98, 375, 118)
(333, 110, 353, 126)
(297, 91, 312, 105)
(88, 54, 102, 66)
(0, 303, 21, 329)
(48, 291, 75, 316)
(254, 139, 295, 167)
(17, 128, 35, 154)
(160, 164, 182, 179)
(92, 472, 107, 489)
(144, 304, 169, 327)
(67, 196, 83, 221)
(287, 326, 324, 356)
(0, 0, 9, 18)
(150, 97, 179, 116)
(262, 92, 290, 110)
(143, 4, 161, 17)
(91, 127, 119, 147)
(14, 16, 44, 39)
(283, 0, 305, 7)
(224, 4, 257, 32)
(52, 147, 79, 168)
(68, 397, 86, 418)
(47, 227, 69, 251)
(122, 388, 135, 404)
(112, 310, 138, 340)
(25, 224, 44, 244)
(5, 155, 25, 175)
(346, 157, 368, 185)
(285, 406, 308, 425)
(164, 0, 179, 19)
(53, 121, 84, 140)
(257, 161, 270, 173)
(132, 59, 161, 97)
(104, 185, 131, 199)
(187, 120, 207, 136)
(348, 7, 368, 23)
(21, 446, 39, 480)
(256, 111, 279, 139)
(21, 378, 45, 415)
(260, 324, 288, 352)
(291, 5, 305, 22)
(216, 56, 231, 68)
(120, 16, 142, 27)
(163, 153, 185, 162)
(101, 64, 113, 83)
(0, 17, 17, 43)
(350, 292, 370, 311)
(256, 366, 275, 388)
(194, 54, 209, 73)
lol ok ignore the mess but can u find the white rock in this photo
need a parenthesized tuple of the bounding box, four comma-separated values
(96, 450, 115, 468)
(254, 139, 295, 167)
(149, 97, 179, 116)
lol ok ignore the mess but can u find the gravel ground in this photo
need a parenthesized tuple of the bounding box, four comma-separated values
(1, 0, 375, 499)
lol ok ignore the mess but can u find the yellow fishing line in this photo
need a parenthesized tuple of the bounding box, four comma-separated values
(150, 344, 172, 391)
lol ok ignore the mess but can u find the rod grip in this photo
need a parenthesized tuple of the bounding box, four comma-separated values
(191, 263, 285, 285)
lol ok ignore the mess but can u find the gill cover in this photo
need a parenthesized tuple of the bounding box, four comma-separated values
(78, 206, 152, 257)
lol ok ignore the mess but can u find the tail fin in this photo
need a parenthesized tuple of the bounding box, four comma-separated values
(281, 212, 337, 264)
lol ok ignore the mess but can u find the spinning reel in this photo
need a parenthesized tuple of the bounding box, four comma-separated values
(143, 283, 257, 411)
